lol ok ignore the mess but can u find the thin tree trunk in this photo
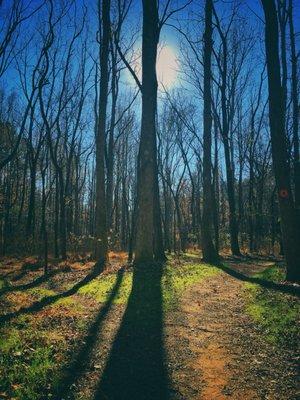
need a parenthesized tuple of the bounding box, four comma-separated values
(58, 171, 67, 260)
(94, 0, 110, 266)
(54, 172, 59, 258)
(212, 128, 220, 252)
(41, 169, 48, 275)
(201, 0, 219, 263)
(26, 164, 37, 238)
(106, 46, 118, 230)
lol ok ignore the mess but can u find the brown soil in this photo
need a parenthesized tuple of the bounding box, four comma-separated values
(165, 264, 298, 400)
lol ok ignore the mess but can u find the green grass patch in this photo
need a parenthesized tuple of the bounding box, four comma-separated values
(78, 272, 132, 304)
(27, 287, 56, 298)
(78, 272, 133, 304)
(182, 252, 200, 259)
(162, 260, 219, 310)
(0, 319, 64, 400)
(52, 296, 86, 314)
(244, 265, 299, 346)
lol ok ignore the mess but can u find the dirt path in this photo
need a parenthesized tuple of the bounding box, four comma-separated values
(166, 270, 298, 400)
(60, 264, 300, 400)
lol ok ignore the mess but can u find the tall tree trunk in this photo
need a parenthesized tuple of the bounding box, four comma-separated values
(201, 0, 219, 263)
(153, 155, 167, 261)
(214, 5, 241, 256)
(134, 0, 164, 264)
(94, 0, 110, 266)
(174, 197, 184, 253)
(121, 176, 128, 250)
(106, 46, 118, 230)
(278, 0, 288, 123)
(54, 172, 59, 258)
(163, 182, 172, 253)
(41, 168, 48, 275)
(2, 178, 11, 255)
(17, 153, 28, 225)
(73, 162, 80, 236)
(212, 127, 220, 252)
(288, 0, 300, 220)
(26, 164, 37, 238)
(261, 0, 300, 282)
(248, 143, 255, 253)
(58, 171, 67, 260)
(223, 136, 240, 255)
(270, 187, 277, 254)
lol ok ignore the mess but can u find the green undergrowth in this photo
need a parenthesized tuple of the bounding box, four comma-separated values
(55, 296, 85, 311)
(78, 271, 133, 304)
(28, 287, 56, 298)
(0, 316, 65, 400)
(162, 260, 220, 310)
(244, 265, 299, 346)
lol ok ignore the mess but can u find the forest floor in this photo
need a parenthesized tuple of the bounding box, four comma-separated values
(0, 252, 299, 400)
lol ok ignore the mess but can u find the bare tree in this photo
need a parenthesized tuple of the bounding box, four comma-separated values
(288, 0, 300, 220)
(201, 0, 219, 263)
(261, 0, 300, 282)
(94, 0, 110, 266)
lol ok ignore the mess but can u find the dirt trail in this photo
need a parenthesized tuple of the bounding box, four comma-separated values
(166, 269, 298, 400)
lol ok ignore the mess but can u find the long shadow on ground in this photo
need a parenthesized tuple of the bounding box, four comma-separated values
(182, 254, 300, 297)
(0, 271, 59, 298)
(94, 262, 171, 400)
(54, 268, 125, 400)
(218, 264, 300, 297)
(0, 263, 104, 324)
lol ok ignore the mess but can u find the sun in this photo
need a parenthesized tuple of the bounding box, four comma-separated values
(126, 44, 179, 90)
(156, 45, 179, 89)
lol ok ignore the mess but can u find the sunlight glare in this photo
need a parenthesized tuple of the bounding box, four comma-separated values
(156, 45, 179, 89)
(127, 45, 179, 89)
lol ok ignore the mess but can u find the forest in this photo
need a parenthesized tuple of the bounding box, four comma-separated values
(0, 0, 299, 399)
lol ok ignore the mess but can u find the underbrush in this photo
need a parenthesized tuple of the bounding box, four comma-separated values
(244, 266, 299, 346)
(0, 316, 65, 399)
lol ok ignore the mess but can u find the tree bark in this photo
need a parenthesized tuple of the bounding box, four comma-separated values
(134, 0, 165, 264)
(288, 0, 300, 221)
(26, 165, 37, 238)
(261, 0, 300, 282)
(201, 0, 219, 263)
(94, 0, 110, 266)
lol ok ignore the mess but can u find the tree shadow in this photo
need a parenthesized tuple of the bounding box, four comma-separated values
(1, 268, 32, 282)
(182, 253, 300, 297)
(0, 262, 105, 324)
(0, 271, 59, 297)
(218, 264, 300, 297)
(93, 262, 171, 400)
(8, 261, 44, 282)
(53, 268, 125, 400)
(10, 270, 28, 282)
